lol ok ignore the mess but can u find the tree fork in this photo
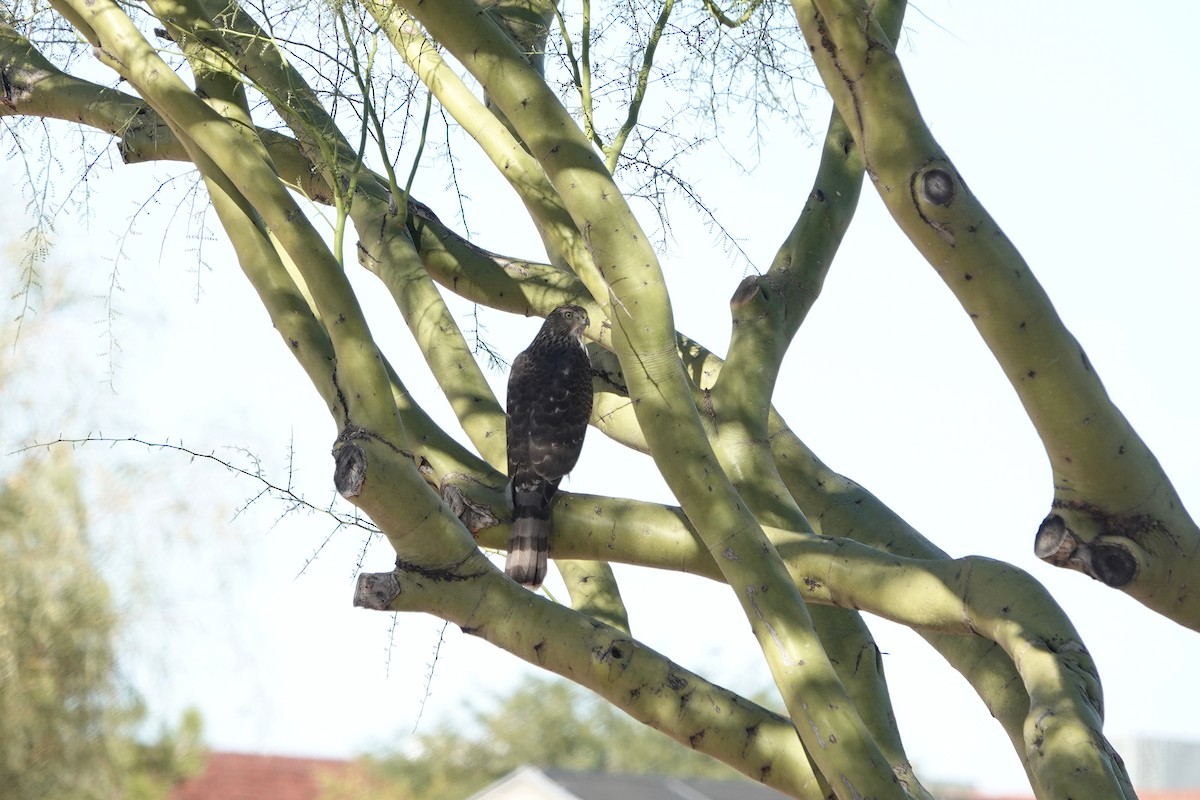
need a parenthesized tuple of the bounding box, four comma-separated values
(400, 4, 917, 796)
(790, 0, 1200, 630)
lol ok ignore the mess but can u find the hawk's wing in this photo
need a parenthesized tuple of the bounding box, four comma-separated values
(507, 344, 591, 482)
(506, 349, 535, 480)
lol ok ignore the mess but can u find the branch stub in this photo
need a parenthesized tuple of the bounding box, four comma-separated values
(921, 168, 955, 207)
(334, 442, 368, 498)
(354, 571, 401, 610)
(1090, 543, 1138, 589)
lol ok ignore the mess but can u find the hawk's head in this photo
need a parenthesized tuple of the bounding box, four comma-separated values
(542, 304, 590, 343)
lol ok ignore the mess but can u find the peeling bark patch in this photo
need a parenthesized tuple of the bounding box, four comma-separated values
(813, 11, 863, 135)
(801, 702, 828, 748)
(702, 388, 718, 431)
(441, 480, 500, 534)
(746, 586, 788, 660)
(1031, 708, 1054, 755)
(666, 671, 688, 692)
(394, 556, 484, 583)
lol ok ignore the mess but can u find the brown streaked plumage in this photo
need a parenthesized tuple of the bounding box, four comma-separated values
(505, 305, 593, 586)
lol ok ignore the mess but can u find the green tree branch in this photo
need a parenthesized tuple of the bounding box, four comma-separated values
(604, 0, 674, 173)
(355, 559, 829, 799)
(399, 5, 911, 796)
(790, 0, 1200, 628)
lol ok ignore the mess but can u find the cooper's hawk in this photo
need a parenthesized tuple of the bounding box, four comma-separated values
(505, 305, 593, 586)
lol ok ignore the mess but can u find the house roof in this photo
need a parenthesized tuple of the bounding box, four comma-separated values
(466, 766, 587, 800)
(468, 767, 793, 800)
(550, 769, 793, 800)
(483, 767, 1200, 800)
(172, 753, 1200, 800)
(171, 751, 364, 800)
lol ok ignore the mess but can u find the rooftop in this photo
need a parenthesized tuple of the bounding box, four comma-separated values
(171, 753, 1200, 800)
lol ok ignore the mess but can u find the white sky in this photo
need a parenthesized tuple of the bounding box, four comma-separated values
(3, 1, 1199, 795)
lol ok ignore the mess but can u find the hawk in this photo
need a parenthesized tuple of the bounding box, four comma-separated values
(505, 305, 593, 586)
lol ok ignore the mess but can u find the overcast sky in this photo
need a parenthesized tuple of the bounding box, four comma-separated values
(3, 1, 1199, 795)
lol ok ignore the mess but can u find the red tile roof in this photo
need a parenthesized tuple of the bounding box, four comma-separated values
(172, 752, 364, 800)
(174, 753, 1200, 800)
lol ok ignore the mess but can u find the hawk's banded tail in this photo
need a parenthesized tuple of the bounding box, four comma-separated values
(506, 479, 557, 586)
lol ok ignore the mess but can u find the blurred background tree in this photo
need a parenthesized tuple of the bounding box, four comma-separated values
(0, 245, 206, 799)
(0, 448, 206, 800)
(321, 674, 754, 800)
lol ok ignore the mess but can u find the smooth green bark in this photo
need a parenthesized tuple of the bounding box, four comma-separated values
(356, 560, 828, 799)
(787, 1, 1138, 795)
(790, 0, 1200, 630)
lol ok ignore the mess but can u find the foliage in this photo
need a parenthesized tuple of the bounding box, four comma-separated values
(323, 675, 749, 800)
(0, 450, 205, 799)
